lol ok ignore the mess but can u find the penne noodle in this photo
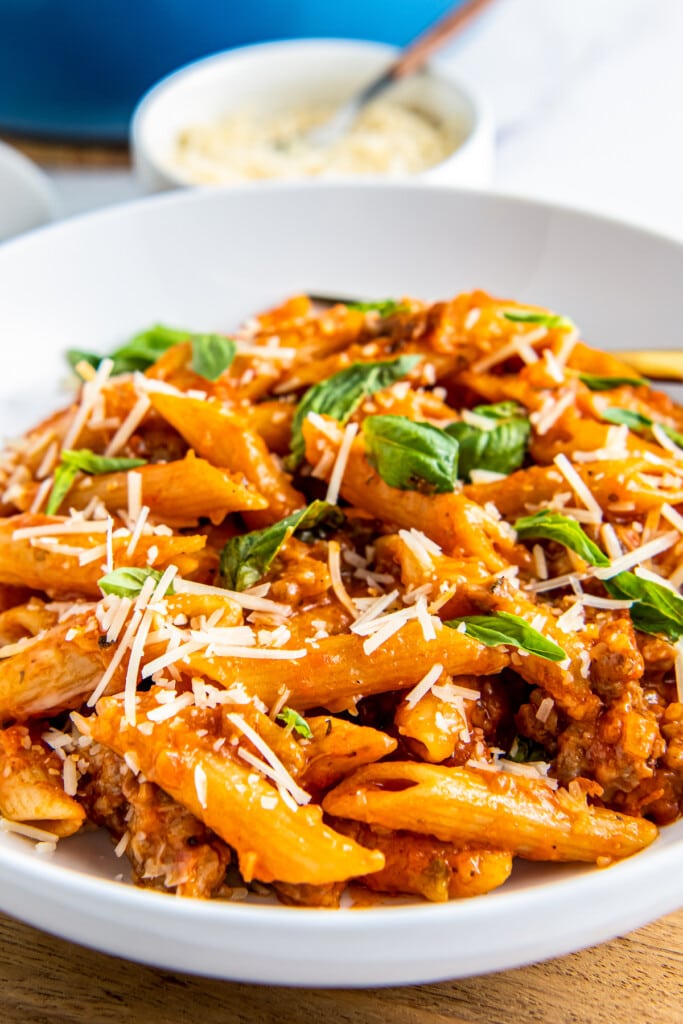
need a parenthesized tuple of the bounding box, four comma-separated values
(0, 725, 85, 837)
(323, 762, 658, 862)
(80, 693, 385, 886)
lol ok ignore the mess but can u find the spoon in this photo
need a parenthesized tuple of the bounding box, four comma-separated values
(307, 0, 498, 148)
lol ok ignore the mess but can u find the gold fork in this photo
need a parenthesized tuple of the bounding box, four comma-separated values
(614, 351, 683, 383)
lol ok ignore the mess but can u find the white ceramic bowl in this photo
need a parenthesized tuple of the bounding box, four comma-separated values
(0, 183, 682, 986)
(0, 141, 55, 242)
(131, 39, 494, 191)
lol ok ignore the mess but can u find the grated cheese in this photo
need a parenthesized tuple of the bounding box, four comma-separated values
(592, 531, 678, 580)
(555, 601, 585, 633)
(194, 763, 208, 809)
(146, 691, 195, 722)
(652, 423, 683, 458)
(173, 578, 291, 616)
(471, 330, 547, 374)
(61, 357, 114, 452)
(28, 477, 53, 514)
(531, 390, 575, 436)
(13, 519, 113, 540)
(536, 697, 555, 724)
(0, 817, 59, 843)
(553, 453, 603, 521)
(403, 664, 445, 708)
(105, 393, 151, 457)
(675, 639, 683, 703)
(327, 540, 357, 615)
(532, 544, 548, 580)
(325, 421, 358, 505)
(661, 502, 683, 534)
(113, 832, 130, 858)
(228, 712, 310, 805)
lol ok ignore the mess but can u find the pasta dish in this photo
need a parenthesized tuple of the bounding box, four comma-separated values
(0, 290, 681, 908)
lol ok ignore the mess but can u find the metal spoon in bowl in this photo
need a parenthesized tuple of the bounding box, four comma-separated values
(306, 0, 498, 148)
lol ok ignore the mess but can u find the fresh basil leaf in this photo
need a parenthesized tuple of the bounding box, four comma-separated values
(60, 450, 147, 475)
(46, 449, 147, 515)
(347, 299, 408, 317)
(67, 324, 235, 377)
(507, 736, 547, 763)
(66, 349, 101, 373)
(601, 407, 654, 430)
(601, 407, 683, 449)
(46, 464, 80, 515)
(579, 373, 648, 391)
(287, 355, 421, 470)
(470, 401, 526, 421)
(445, 404, 530, 481)
(98, 567, 174, 598)
(190, 334, 236, 381)
(67, 325, 191, 376)
(277, 707, 313, 739)
(363, 415, 459, 494)
(514, 509, 609, 567)
(220, 500, 344, 592)
(503, 310, 574, 330)
(603, 571, 683, 641)
(445, 611, 567, 662)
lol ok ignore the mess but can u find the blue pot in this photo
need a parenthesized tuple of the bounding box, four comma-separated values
(0, 0, 457, 141)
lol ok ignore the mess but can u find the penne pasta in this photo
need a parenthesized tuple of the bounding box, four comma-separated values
(79, 692, 385, 886)
(0, 287, 676, 906)
(323, 762, 658, 862)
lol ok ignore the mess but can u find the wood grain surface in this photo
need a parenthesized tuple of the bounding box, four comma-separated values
(0, 908, 681, 1024)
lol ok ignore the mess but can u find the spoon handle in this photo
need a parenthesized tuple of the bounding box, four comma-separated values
(386, 0, 498, 82)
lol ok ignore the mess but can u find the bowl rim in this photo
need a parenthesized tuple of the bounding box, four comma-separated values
(1, 180, 682, 983)
(129, 36, 493, 189)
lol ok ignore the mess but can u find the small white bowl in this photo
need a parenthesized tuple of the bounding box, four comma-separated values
(131, 38, 494, 192)
(0, 141, 56, 242)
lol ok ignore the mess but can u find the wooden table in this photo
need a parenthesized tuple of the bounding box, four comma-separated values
(1, 907, 681, 1023)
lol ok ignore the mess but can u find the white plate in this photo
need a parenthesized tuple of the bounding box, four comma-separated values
(0, 183, 682, 987)
(0, 141, 55, 242)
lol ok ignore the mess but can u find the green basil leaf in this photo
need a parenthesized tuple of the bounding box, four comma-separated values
(601, 407, 683, 449)
(603, 571, 683, 641)
(445, 611, 567, 662)
(46, 449, 147, 515)
(46, 464, 80, 515)
(514, 509, 610, 567)
(347, 299, 408, 317)
(69, 325, 191, 376)
(363, 415, 459, 494)
(507, 736, 547, 763)
(98, 567, 175, 598)
(66, 349, 101, 373)
(579, 373, 648, 391)
(67, 324, 234, 377)
(661, 423, 683, 449)
(601, 407, 654, 430)
(60, 450, 147, 475)
(287, 355, 421, 470)
(277, 707, 313, 739)
(220, 500, 344, 592)
(503, 310, 574, 330)
(471, 401, 526, 421)
(189, 334, 236, 381)
(445, 405, 530, 481)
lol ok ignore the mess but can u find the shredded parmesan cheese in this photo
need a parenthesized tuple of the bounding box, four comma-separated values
(404, 663, 444, 708)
